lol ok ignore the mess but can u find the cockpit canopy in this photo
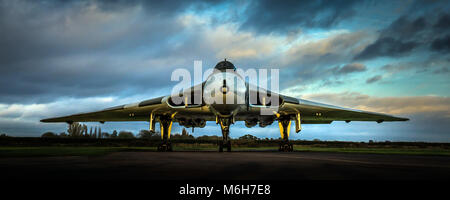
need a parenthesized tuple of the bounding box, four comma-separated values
(214, 60, 236, 71)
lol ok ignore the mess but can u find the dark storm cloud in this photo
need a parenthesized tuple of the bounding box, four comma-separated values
(354, 12, 450, 60)
(0, 0, 227, 104)
(430, 14, 450, 52)
(431, 34, 450, 52)
(354, 37, 419, 60)
(433, 13, 450, 30)
(354, 16, 426, 60)
(0, 0, 225, 64)
(240, 0, 359, 33)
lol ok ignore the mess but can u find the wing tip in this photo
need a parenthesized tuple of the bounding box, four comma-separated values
(394, 116, 409, 121)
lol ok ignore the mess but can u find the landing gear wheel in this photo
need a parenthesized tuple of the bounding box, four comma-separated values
(157, 142, 172, 152)
(167, 143, 173, 152)
(279, 142, 293, 152)
(283, 143, 289, 152)
(219, 141, 223, 152)
(157, 144, 165, 152)
(226, 141, 231, 152)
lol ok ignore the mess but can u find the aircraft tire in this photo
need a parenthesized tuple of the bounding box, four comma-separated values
(219, 141, 223, 152)
(226, 141, 231, 152)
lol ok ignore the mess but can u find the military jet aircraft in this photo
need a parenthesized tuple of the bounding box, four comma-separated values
(41, 60, 408, 152)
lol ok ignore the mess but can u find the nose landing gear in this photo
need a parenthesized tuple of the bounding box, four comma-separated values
(217, 116, 232, 152)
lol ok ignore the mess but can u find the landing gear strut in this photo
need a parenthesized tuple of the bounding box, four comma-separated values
(157, 114, 174, 152)
(278, 116, 294, 152)
(218, 117, 232, 152)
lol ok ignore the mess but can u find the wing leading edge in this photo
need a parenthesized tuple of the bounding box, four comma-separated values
(40, 96, 166, 123)
(279, 95, 409, 123)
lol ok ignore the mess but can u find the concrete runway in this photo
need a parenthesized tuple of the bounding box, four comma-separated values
(2, 151, 450, 180)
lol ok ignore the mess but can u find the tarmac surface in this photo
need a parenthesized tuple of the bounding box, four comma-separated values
(2, 151, 450, 180)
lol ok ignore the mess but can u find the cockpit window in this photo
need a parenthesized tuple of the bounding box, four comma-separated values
(214, 60, 236, 71)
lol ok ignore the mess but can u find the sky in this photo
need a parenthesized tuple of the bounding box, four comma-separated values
(0, 0, 449, 142)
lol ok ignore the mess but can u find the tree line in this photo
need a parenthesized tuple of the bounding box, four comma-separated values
(39, 122, 265, 140)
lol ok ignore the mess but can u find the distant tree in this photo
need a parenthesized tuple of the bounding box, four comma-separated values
(153, 132, 161, 139)
(83, 124, 88, 136)
(68, 122, 85, 137)
(172, 128, 194, 140)
(313, 139, 321, 142)
(239, 134, 259, 140)
(197, 135, 221, 140)
(102, 132, 110, 138)
(369, 140, 374, 144)
(138, 130, 155, 138)
(41, 132, 58, 138)
(172, 133, 195, 140)
(111, 130, 118, 138)
(0, 133, 8, 137)
(118, 131, 135, 138)
(59, 132, 67, 137)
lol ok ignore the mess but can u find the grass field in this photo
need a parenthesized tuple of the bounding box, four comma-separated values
(1, 144, 450, 157)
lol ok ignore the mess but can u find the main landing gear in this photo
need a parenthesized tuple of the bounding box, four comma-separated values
(278, 116, 294, 152)
(217, 117, 232, 152)
(157, 114, 174, 152)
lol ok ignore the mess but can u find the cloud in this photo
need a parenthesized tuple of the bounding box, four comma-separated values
(331, 63, 367, 74)
(278, 30, 374, 86)
(283, 31, 371, 67)
(0, 0, 232, 104)
(380, 55, 450, 75)
(354, 37, 418, 60)
(273, 30, 376, 92)
(366, 75, 382, 84)
(431, 34, 450, 52)
(433, 13, 450, 30)
(200, 24, 283, 60)
(354, 13, 450, 60)
(240, 0, 359, 33)
(433, 67, 450, 74)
